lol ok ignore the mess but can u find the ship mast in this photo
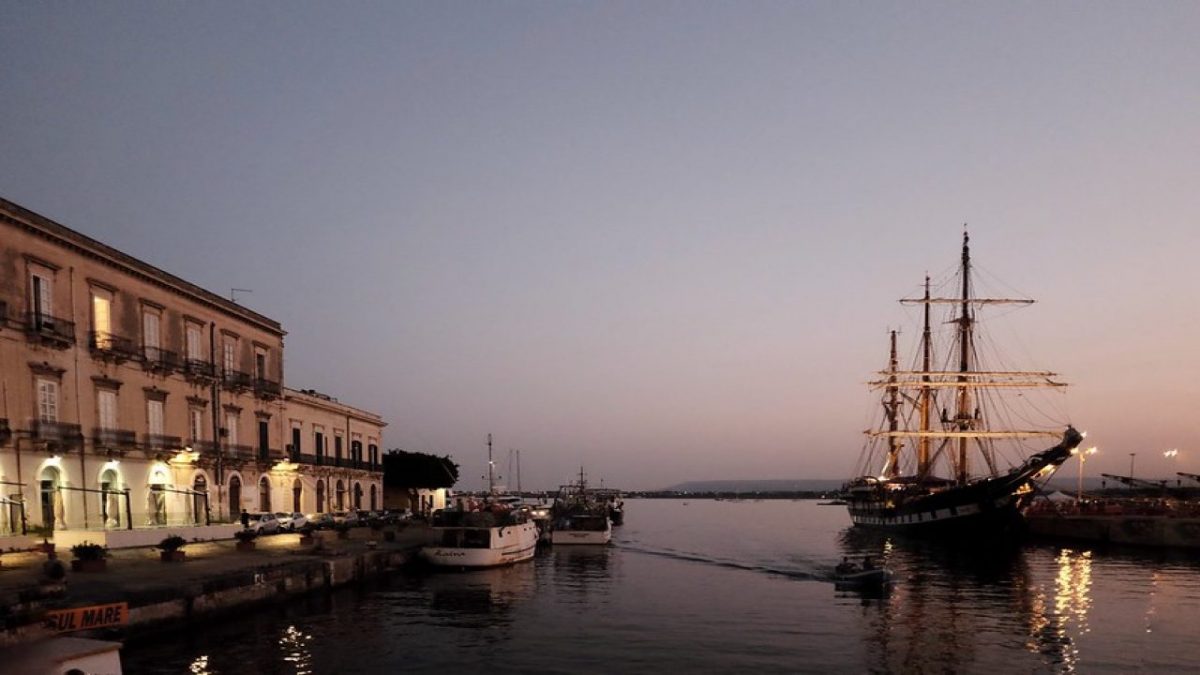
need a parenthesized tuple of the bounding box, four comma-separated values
(487, 433, 495, 495)
(884, 330, 902, 478)
(918, 275, 932, 477)
(955, 230, 973, 484)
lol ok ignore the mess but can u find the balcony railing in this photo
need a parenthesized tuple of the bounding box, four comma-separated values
(223, 443, 255, 460)
(184, 359, 217, 380)
(254, 377, 282, 399)
(92, 428, 137, 448)
(294, 453, 319, 465)
(31, 420, 83, 445)
(144, 434, 183, 452)
(89, 330, 140, 362)
(25, 311, 76, 347)
(143, 346, 182, 373)
(222, 370, 254, 391)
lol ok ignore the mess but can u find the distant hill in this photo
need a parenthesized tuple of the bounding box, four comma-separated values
(661, 479, 846, 493)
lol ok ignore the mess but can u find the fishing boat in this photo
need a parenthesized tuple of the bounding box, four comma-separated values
(551, 468, 613, 545)
(421, 435, 539, 568)
(834, 558, 893, 589)
(845, 231, 1083, 535)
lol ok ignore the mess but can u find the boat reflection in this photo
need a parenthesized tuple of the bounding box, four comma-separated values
(278, 624, 315, 675)
(422, 561, 538, 625)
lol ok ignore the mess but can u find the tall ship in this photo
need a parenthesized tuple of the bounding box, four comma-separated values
(845, 231, 1083, 534)
(421, 434, 539, 568)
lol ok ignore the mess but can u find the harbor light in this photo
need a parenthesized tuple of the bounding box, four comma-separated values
(1164, 449, 1179, 459)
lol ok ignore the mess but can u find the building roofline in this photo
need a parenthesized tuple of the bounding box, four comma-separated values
(1, 196, 284, 336)
(284, 387, 387, 427)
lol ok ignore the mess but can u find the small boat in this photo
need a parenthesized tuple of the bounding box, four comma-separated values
(818, 500, 848, 506)
(550, 467, 613, 545)
(421, 435, 539, 568)
(834, 559, 893, 588)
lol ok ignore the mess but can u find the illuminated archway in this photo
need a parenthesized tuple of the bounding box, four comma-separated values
(258, 476, 271, 512)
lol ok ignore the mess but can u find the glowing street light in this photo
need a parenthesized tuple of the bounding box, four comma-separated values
(1072, 446, 1098, 501)
(1164, 448, 1179, 459)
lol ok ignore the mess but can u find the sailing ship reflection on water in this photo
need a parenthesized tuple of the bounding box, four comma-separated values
(838, 528, 1106, 672)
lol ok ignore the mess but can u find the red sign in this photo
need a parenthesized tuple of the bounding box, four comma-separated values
(44, 603, 128, 632)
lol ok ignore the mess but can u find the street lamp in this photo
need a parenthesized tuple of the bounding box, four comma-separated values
(1072, 446, 1098, 501)
(1165, 449, 1180, 486)
(1129, 452, 1137, 484)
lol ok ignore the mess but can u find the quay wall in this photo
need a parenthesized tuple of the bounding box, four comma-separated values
(1, 546, 419, 648)
(1028, 515, 1200, 549)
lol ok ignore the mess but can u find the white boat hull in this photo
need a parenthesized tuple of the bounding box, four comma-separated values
(551, 527, 612, 545)
(421, 522, 539, 568)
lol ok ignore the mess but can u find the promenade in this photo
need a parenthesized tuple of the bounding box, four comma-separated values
(0, 525, 439, 646)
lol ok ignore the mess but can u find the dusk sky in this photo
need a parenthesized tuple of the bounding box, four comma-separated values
(2, 3, 1197, 490)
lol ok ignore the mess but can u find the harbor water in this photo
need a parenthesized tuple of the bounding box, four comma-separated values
(124, 499, 1200, 673)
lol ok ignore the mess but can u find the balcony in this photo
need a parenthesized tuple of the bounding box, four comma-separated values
(31, 420, 83, 446)
(222, 369, 254, 392)
(223, 443, 254, 460)
(183, 359, 217, 381)
(294, 453, 319, 465)
(144, 434, 183, 452)
(190, 440, 219, 456)
(143, 346, 182, 373)
(89, 330, 140, 363)
(254, 377, 282, 399)
(92, 428, 137, 448)
(25, 311, 76, 348)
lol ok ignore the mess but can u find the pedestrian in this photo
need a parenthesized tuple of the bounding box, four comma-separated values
(240, 509, 250, 529)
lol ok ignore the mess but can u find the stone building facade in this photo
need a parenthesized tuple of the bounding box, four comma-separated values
(0, 197, 383, 536)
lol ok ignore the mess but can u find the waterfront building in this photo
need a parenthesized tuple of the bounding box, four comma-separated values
(0, 197, 383, 538)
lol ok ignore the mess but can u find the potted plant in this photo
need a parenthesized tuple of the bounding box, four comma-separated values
(157, 534, 187, 562)
(297, 525, 315, 546)
(334, 521, 351, 540)
(234, 529, 258, 551)
(70, 541, 109, 572)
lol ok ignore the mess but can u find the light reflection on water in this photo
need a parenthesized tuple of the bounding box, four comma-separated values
(124, 500, 1200, 674)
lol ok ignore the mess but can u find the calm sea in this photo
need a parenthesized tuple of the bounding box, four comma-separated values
(123, 499, 1200, 673)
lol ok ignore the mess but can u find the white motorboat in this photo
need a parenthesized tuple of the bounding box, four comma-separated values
(550, 512, 612, 545)
(421, 434, 540, 568)
(421, 506, 539, 569)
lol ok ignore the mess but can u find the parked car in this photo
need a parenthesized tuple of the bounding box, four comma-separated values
(312, 513, 336, 530)
(332, 510, 362, 527)
(275, 512, 309, 531)
(248, 512, 280, 534)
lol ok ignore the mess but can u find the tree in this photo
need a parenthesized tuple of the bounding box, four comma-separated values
(382, 450, 459, 510)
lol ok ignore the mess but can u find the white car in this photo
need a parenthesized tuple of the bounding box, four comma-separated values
(276, 512, 308, 530)
(248, 512, 280, 534)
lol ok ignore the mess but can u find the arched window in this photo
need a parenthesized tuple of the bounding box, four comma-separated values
(229, 475, 242, 517)
(336, 480, 345, 510)
(259, 476, 271, 512)
(369, 484, 377, 511)
(353, 482, 363, 510)
(293, 478, 302, 513)
(316, 480, 326, 513)
(99, 467, 121, 528)
(193, 475, 208, 525)
(148, 465, 169, 526)
(39, 466, 63, 530)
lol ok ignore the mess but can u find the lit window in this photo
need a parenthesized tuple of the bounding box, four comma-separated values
(37, 379, 59, 422)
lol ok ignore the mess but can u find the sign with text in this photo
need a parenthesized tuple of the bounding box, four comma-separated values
(44, 602, 128, 633)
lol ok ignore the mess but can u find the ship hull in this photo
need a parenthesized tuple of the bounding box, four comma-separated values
(847, 475, 1035, 536)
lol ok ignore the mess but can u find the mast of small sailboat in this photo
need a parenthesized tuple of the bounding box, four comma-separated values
(956, 230, 974, 484)
(487, 433, 495, 495)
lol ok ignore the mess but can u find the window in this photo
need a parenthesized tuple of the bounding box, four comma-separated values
(254, 348, 267, 380)
(291, 426, 301, 459)
(189, 408, 204, 444)
(91, 290, 113, 346)
(148, 400, 164, 437)
(185, 323, 203, 361)
(222, 337, 237, 374)
(97, 390, 117, 430)
(315, 430, 325, 463)
(142, 310, 160, 354)
(225, 412, 239, 446)
(31, 271, 53, 318)
(37, 379, 59, 422)
(335, 435, 343, 464)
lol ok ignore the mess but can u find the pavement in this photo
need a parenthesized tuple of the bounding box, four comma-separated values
(0, 524, 439, 610)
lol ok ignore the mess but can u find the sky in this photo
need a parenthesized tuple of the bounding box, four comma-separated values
(2, 3, 1198, 490)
